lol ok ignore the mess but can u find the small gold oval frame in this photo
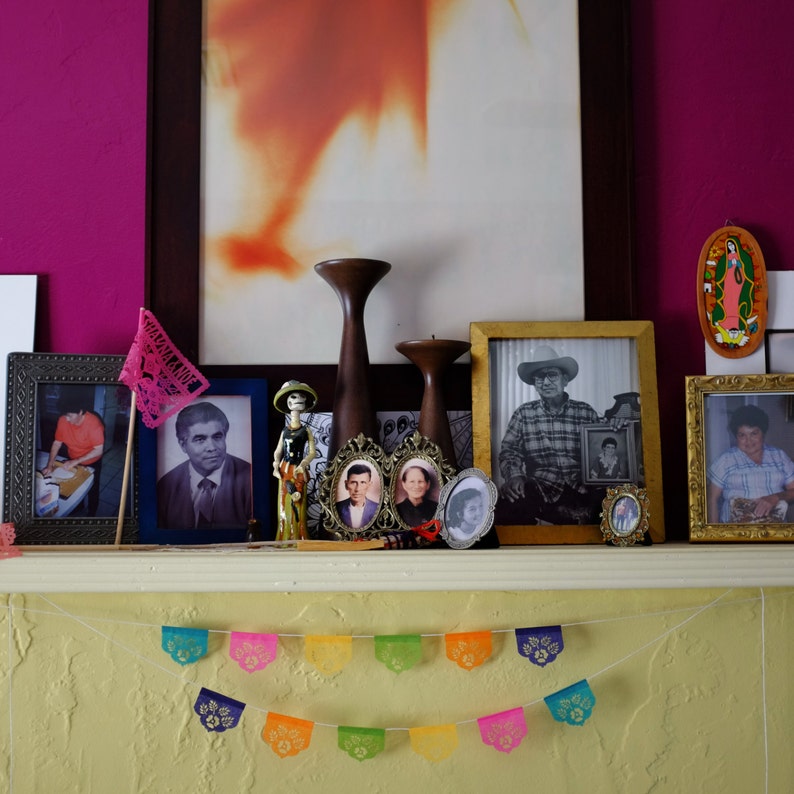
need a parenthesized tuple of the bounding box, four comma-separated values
(600, 483, 650, 547)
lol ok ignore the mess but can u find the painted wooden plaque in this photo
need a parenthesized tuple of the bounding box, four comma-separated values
(697, 225, 768, 358)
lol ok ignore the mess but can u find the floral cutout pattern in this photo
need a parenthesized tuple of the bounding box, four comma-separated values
(373, 635, 422, 674)
(0, 523, 21, 559)
(262, 712, 314, 758)
(445, 631, 492, 670)
(544, 680, 596, 726)
(337, 726, 386, 761)
(477, 707, 527, 754)
(161, 626, 208, 666)
(193, 688, 245, 732)
(304, 635, 353, 675)
(229, 632, 278, 673)
(409, 724, 459, 762)
(515, 626, 564, 667)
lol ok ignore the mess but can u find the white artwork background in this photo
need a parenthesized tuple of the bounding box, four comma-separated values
(201, 0, 583, 364)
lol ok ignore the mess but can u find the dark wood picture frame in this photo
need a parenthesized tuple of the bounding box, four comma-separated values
(145, 1, 635, 476)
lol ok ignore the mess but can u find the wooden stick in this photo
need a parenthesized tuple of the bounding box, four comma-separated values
(114, 390, 137, 546)
(18, 539, 386, 552)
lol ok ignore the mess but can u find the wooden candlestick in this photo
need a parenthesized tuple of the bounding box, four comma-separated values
(315, 258, 391, 459)
(395, 338, 471, 469)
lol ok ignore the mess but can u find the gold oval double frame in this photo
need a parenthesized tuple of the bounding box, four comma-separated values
(317, 431, 457, 541)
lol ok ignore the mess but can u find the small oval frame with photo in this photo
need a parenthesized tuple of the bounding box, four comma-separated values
(389, 431, 457, 532)
(600, 483, 650, 547)
(317, 433, 390, 540)
(436, 468, 498, 549)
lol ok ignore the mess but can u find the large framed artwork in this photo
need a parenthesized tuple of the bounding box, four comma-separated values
(3, 353, 137, 545)
(146, 0, 636, 367)
(470, 321, 664, 545)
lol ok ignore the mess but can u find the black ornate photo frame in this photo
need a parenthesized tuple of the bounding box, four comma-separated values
(3, 353, 137, 544)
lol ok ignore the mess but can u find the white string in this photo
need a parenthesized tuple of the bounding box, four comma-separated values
(4, 589, 788, 639)
(34, 589, 735, 734)
(7, 596, 14, 794)
(37, 596, 203, 693)
(761, 587, 769, 794)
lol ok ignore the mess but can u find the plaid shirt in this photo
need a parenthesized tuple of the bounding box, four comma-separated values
(498, 395, 600, 503)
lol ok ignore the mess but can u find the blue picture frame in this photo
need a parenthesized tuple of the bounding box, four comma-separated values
(138, 378, 269, 545)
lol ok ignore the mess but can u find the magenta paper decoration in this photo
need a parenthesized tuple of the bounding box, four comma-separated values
(515, 625, 564, 666)
(229, 632, 278, 673)
(477, 707, 527, 754)
(0, 523, 21, 559)
(544, 679, 596, 726)
(119, 308, 209, 429)
(193, 688, 245, 732)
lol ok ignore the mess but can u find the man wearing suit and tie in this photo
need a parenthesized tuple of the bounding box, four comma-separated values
(335, 463, 379, 529)
(157, 401, 251, 529)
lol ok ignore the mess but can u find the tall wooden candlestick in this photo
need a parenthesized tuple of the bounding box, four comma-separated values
(395, 338, 471, 470)
(315, 258, 391, 459)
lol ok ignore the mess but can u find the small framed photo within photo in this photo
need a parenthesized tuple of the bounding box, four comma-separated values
(581, 423, 637, 486)
(437, 468, 498, 549)
(686, 373, 794, 541)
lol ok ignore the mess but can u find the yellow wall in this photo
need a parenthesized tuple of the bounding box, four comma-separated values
(2, 587, 792, 792)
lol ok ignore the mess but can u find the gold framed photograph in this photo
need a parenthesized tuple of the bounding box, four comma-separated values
(686, 374, 794, 541)
(600, 483, 650, 547)
(389, 432, 456, 532)
(317, 434, 389, 540)
(471, 321, 664, 545)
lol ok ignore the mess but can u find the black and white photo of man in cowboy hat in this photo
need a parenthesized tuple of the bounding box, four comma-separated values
(497, 344, 623, 525)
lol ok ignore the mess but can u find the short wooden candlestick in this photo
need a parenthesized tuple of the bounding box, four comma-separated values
(395, 338, 471, 469)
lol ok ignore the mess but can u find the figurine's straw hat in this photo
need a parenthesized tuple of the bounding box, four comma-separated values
(517, 345, 578, 384)
(273, 380, 318, 414)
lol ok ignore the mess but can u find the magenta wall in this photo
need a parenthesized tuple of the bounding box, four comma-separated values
(1, 1, 148, 353)
(632, 1, 794, 531)
(3, 1, 794, 536)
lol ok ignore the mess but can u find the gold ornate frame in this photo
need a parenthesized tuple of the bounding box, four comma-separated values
(471, 321, 664, 545)
(600, 484, 649, 546)
(686, 374, 794, 541)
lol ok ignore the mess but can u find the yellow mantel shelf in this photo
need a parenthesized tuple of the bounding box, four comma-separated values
(3, 543, 794, 592)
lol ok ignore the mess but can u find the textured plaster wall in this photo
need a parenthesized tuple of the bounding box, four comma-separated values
(2, 588, 793, 792)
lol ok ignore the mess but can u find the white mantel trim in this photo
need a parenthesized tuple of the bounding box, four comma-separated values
(3, 544, 794, 593)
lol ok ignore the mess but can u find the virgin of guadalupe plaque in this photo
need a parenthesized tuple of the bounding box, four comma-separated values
(697, 225, 768, 358)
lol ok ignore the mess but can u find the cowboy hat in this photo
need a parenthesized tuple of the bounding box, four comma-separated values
(273, 380, 318, 414)
(517, 345, 578, 384)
